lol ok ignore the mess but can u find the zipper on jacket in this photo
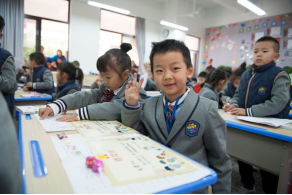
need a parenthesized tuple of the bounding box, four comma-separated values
(245, 71, 256, 109)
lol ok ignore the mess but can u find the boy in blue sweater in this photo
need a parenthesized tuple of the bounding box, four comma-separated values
(0, 15, 17, 116)
(224, 36, 291, 193)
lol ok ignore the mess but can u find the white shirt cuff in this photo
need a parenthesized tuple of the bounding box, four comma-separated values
(33, 83, 36, 89)
(48, 103, 60, 116)
(75, 109, 81, 121)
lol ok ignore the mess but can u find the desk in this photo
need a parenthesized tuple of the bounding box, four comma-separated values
(218, 110, 292, 193)
(18, 113, 217, 194)
(289, 110, 292, 118)
(14, 89, 52, 107)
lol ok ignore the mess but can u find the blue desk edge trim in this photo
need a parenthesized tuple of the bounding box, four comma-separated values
(139, 134, 218, 193)
(289, 113, 292, 118)
(17, 111, 26, 194)
(15, 97, 52, 101)
(226, 120, 292, 143)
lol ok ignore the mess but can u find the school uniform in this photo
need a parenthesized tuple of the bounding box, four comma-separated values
(144, 78, 159, 91)
(220, 81, 236, 103)
(198, 83, 219, 104)
(26, 65, 54, 94)
(122, 88, 232, 194)
(48, 74, 147, 121)
(230, 61, 291, 193)
(52, 79, 80, 100)
(0, 46, 17, 116)
(0, 92, 21, 193)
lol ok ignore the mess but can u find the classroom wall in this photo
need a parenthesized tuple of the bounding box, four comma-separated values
(69, 0, 164, 74)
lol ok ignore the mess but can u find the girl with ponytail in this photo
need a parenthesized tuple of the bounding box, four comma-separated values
(39, 43, 147, 122)
(52, 62, 83, 100)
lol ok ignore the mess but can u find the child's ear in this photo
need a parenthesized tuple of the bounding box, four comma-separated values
(187, 66, 194, 79)
(273, 53, 280, 61)
(122, 70, 130, 80)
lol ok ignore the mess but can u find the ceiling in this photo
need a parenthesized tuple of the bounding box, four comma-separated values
(154, 0, 218, 8)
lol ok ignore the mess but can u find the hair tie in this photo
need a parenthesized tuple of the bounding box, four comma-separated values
(76, 69, 78, 78)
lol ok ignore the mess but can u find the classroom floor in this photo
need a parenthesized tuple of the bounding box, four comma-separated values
(231, 158, 265, 194)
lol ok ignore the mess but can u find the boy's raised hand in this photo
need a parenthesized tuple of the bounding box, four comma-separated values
(125, 73, 144, 106)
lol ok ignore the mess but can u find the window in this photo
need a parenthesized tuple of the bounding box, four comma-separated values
(99, 10, 139, 65)
(23, 0, 69, 62)
(185, 35, 200, 78)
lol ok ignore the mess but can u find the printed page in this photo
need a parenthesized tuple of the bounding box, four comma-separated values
(70, 120, 138, 138)
(234, 116, 291, 127)
(51, 134, 213, 194)
(35, 114, 76, 132)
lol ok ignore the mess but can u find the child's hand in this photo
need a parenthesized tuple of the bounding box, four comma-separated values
(23, 86, 28, 91)
(223, 104, 235, 112)
(230, 108, 246, 116)
(95, 78, 102, 87)
(228, 98, 232, 103)
(56, 113, 78, 122)
(26, 82, 33, 88)
(125, 73, 144, 106)
(39, 107, 54, 119)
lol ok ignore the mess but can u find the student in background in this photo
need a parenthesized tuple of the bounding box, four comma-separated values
(224, 36, 291, 194)
(0, 92, 21, 193)
(199, 69, 226, 108)
(132, 64, 140, 82)
(52, 62, 83, 100)
(0, 15, 17, 116)
(39, 43, 147, 121)
(16, 60, 30, 83)
(47, 49, 67, 64)
(224, 69, 233, 81)
(48, 60, 57, 71)
(220, 67, 246, 103)
(144, 62, 159, 91)
(122, 39, 231, 193)
(191, 77, 197, 86)
(193, 71, 207, 93)
(57, 56, 64, 66)
(72, 60, 80, 68)
(205, 65, 215, 74)
(91, 77, 102, 89)
(23, 52, 55, 94)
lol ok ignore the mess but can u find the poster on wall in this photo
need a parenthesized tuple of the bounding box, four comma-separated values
(252, 32, 264, 42)
(283, 40, 292, 49)
(283, 28, 292, 38)
(271, 27, 281, 36)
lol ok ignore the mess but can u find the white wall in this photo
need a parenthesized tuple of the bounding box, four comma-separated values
(206, 0, 292, 28)
(69, 0, 164, 74)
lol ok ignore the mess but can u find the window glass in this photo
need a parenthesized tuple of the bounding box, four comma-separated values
(101, 10, 135, 36)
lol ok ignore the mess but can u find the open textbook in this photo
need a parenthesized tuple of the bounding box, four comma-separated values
(234, 116, 291, 127)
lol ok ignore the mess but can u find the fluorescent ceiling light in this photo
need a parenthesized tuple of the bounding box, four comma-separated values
(160, 20, 188, 31)
(237, 0, 266, 16)
(87, 1, 130, 15)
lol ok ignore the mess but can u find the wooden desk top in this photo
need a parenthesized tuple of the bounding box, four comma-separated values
(15, 89, 30, 99)
(218, 109, 292, 139)
(21, 114, 76, 193)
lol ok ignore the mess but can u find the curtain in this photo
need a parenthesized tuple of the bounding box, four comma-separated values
(135, 17, 148, 87)
(0, 0, 24, 60)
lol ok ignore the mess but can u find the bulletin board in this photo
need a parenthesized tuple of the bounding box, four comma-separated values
(203, 13, 292, 69)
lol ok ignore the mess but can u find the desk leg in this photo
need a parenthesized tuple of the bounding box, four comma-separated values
(278, 142, 292, 193)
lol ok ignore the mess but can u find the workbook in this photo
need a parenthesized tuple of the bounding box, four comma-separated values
(51, 134, 214, 193)
(35, 114, 76, 132)
(234, 116, 291, 127)
(16, 105, 46, 114)
(70, 120, 138, 138)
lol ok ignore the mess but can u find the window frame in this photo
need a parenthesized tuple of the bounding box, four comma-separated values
(24, 0, 70, 54)
(185, 34, 201, 78)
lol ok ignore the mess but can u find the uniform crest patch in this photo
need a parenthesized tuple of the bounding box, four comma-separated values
(185, 120, 200, 137)
(36, 78, 40, 82)
(258, 87, 266, 95)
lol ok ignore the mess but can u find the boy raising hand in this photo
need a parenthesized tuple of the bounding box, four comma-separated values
(122, 39, 231, 194)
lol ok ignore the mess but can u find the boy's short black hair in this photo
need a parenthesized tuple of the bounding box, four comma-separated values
(198, 71, 207, 78)
(0, 15, 5, 33)
(58, 56, 64, 61)
(72, 60, 80, 66)
(149, 39, 192, 72)
(133, 65, 139, 69)
(192, 77, 197, 82)
(29, 52, 46, 65)
(256, 36, 279, 53)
